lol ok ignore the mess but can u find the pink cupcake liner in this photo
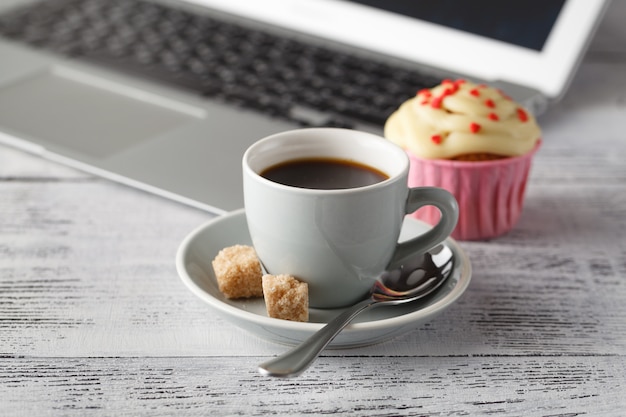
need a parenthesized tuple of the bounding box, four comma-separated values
(406, 141, 541, 241)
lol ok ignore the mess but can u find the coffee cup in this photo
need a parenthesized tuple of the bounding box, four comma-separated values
(243, 128, 458, 308)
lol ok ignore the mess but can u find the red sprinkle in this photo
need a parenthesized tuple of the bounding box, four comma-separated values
(488, 112, 499, 121)
(454, 79, 467, 85)
(417, 88, 431, 97)
(431, 134, 443, 145)
(485, 99, 495, 108)
(470, 88, 481, 97)
(469, 122, 481, 133)
(420, 99, 429, 105)
(430, 96, 443, 109)
(517, 108, 529, 122)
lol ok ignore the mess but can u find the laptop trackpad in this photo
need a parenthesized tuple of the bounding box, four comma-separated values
(0, 67, 202, 158)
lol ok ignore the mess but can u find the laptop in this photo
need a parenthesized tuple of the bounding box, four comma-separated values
(0, 0, 608, 214)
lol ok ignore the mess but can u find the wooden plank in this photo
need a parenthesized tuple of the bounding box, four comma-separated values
(0, 168, 624, 358)
(0, 356, 624, 416)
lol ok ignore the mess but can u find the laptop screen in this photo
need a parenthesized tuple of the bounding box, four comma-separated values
(347, 0, 566, 52)
(189, 0, 607, 98)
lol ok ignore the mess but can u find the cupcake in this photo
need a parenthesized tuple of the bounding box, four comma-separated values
(384, 79, 541, 240)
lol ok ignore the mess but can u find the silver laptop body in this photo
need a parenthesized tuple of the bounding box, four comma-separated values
(0, 0, 609, 213)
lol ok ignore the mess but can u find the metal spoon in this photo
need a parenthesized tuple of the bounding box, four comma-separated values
(258, 244, 455, 378)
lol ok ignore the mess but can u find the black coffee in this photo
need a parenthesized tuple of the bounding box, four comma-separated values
(260, 158, 388, 190)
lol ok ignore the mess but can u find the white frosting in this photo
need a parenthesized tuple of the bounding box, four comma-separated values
(384, 80, 541, 159)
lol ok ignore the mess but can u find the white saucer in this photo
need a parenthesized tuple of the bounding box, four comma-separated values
(176, 209, 471, 348)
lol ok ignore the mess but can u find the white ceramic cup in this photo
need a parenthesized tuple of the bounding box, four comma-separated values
(243, 128, 458, 308)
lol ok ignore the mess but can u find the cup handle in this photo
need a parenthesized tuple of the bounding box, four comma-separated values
(387, 187, 459, 270)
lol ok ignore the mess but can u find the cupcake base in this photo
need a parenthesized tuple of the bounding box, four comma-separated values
(407, 141, 541, 241)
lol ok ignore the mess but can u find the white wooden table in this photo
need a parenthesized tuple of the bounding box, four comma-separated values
(2, 3, 626, 415)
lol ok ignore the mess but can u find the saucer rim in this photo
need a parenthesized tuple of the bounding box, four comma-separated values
(176, 209, 471, 336)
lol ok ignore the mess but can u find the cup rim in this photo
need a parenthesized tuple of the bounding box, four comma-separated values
(243, 128, 409, 194)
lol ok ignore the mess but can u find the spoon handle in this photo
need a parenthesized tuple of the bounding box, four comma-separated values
(258, 298, 377, 378)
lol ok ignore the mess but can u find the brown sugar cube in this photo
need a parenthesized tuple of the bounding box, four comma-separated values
(262, 274, 309, 322)
(212, 245, 263, 299)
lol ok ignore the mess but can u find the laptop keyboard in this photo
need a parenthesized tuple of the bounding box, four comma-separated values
(0, 0, 441, 128)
